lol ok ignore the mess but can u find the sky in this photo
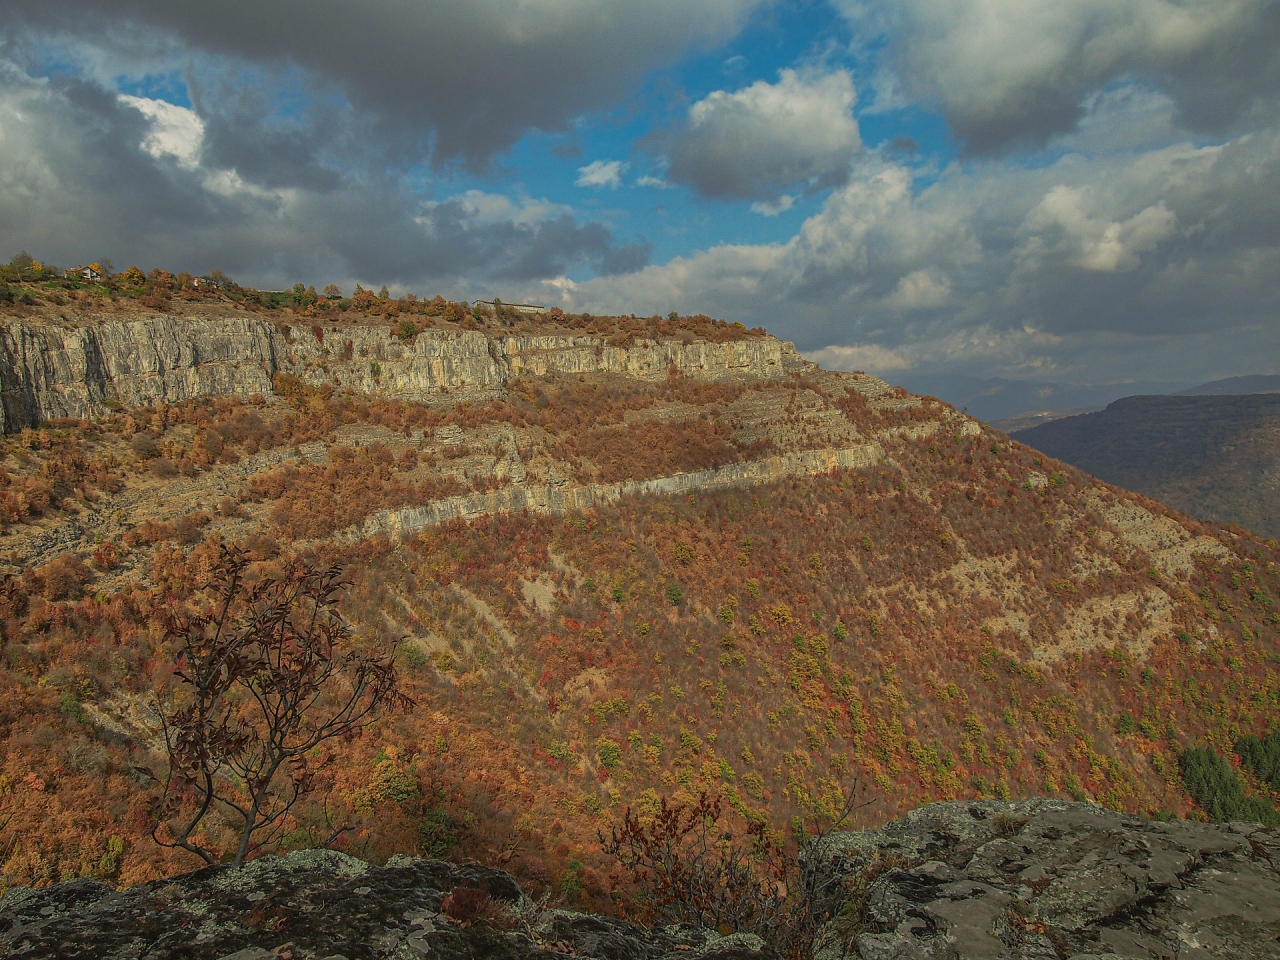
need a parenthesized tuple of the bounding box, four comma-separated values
(1, 0, 1278, 390)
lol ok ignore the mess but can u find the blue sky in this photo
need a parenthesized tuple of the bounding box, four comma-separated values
(1, 0, 1278, 391)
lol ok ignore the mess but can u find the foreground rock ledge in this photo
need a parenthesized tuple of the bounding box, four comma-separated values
(2, 799, 1278, 959)
(806, 798, 1280, 959)
(0, 852, 776, 960)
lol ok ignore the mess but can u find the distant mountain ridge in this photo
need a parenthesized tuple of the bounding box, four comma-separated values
(1012, 392, 1280, 539)
(1176, 374, 1280, 396)
(909, 372, 1279, 424)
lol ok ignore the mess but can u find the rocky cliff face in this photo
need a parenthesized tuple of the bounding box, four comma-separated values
(345, 441, 889, 542)
(0, 316, 801, 431)
(2, 801, 1275, 959)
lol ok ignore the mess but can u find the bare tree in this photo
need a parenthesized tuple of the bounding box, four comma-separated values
(151, 545, 409, 866)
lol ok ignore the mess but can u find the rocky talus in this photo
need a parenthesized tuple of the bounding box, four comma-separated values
(3, 802, 1277, 959)
(806, 799, 1280, 959)
(0, 316, 801, 431)
(0, 851, 777, 960)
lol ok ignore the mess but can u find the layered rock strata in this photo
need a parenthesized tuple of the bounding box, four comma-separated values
(347, 442, 887, 542)
(0, 316, 802, 431)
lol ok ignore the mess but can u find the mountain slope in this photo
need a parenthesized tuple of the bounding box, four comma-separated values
(1012, 393, 1280, 540)
(0, 302, 1276, 908)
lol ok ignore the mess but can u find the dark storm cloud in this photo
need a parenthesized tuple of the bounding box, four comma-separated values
(844, 0, 1280, 154)
(0, 0, 765, 167)
(189, 77, 344, 193)
(597, 240, 654, 276)
(415, 203, 647, 283)
(0, 72, 246, 264)
(0, 68, 645, 293)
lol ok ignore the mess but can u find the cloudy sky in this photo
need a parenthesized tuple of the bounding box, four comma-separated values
(1, 0, 1278, 389)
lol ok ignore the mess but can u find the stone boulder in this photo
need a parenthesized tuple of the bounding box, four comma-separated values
(0, 849, 778, 960)
(805, 799, 1280, 959)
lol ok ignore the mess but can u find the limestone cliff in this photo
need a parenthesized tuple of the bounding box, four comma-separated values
(0, 315, 802, 431)
(345, 442, 888, 542)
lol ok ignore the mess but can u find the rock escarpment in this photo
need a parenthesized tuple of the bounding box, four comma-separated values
(806, 799, 1280, 959)
(347, 441, 889, 542)
(0, 315, 802, 431)
(0, 850, 776, 960)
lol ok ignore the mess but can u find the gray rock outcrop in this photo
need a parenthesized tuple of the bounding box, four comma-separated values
(3, 802, 1276, 958)
(0, 316, 802, 431)
(346, 441, 887, 542)
(0, 849, 778, 960)
(806, 799, 1280, 959)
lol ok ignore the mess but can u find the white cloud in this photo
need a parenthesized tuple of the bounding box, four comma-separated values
(450, 190, 574, 227)
(750, 194, 794, 216)
(804, 343, 913, 373)
(564, 99, 1280, 385)
(837, 0, 1280, 150)
(1018, 186, 1178, 272)
(880, 269, 952, 309)
(116, 93, 301, 202)
(576, 159, 629, 189)
(665, 68, 862, 199)
(636, 175, 670, 188)
(118, 94, 203, 169)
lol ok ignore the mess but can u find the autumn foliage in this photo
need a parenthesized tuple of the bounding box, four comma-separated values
(0, 310, 1276, 931)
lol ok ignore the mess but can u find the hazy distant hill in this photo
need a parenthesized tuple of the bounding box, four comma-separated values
(913, 372, 1279, 427)
(991, 407, 1102, 434)
(904, 373, 1189, 423)
(1013, 393, 1280, 539)
(1176, 374, 1280, 396)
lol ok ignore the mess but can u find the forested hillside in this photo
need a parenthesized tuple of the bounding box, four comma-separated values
(1013, 393, 1280, 540)
(0, 266, 1276, 915)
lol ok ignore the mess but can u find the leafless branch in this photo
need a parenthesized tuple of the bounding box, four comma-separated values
(150, 543, 410, 866)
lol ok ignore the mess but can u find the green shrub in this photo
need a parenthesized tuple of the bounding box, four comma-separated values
(1179, 746, 1280, 825)
(596, 738, 623, 770)
(1235, 731, 1280, 792)
(369, 761, 420, 805)
(1115, 713, 1139, 735)
(398, 642, 428, 670)
(58, 689, 86, 723)
(419, 808, 458, 858)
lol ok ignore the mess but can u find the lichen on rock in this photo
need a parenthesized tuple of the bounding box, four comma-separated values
(4, 801, 1277, 958)
(806, 799, 1280, 959)
(0, 852, 779, 959)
